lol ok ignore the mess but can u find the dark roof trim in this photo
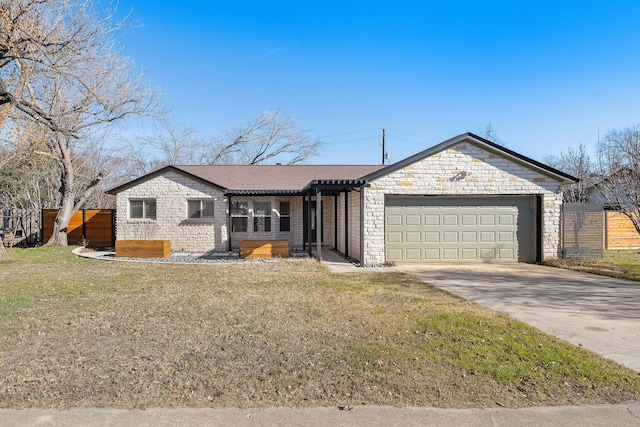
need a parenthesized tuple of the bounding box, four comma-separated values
(361, 132, 578, 184)
(106, 165, 228, 195)
(303, 179, 368, 192)
(225, 189, 304, 196)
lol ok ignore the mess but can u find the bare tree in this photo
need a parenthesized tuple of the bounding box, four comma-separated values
(479, 123, 505, 146)
(545, 144, 593, 203)
(0, 0, 161, 245)
(546, 144, 595, 252)
(123, 120, 205, 176)
(205, 110, 321, 165)
(595, 125, 640, 234)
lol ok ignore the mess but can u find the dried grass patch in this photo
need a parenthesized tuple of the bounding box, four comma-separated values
(0, 247, 638, 409)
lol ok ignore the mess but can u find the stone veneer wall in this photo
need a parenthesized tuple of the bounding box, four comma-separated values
(362, 142, 564, 266)
(115, 172, 227, 252)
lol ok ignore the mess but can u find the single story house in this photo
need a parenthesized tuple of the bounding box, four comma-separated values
(107, 132, 577, 265)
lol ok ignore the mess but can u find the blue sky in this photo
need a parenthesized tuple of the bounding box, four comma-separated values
(118, 1, 640, 165)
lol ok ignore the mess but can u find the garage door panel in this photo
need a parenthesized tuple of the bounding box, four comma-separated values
(461, 232, 477, 242)
(386, 231, 403, 243)
(461, 248, 478, 260)
(442, 248, 459, 260)
(499, 214, 514, 225)
(480, 231, 495, 242)
(386, 214, 402, 226)
(405, 231, 422, 243)
(424, 248, 440, 260)
(385, 197, 535, 263)
(498, 231, 515, 243)
(499, 248, 516, 260)
(424, 231, 440, 242)
(442, 215, 458, 226)
(406, 214, 421, 226)
(442, 231, 459, 243)
(461, 215, 477, 226)
(479, 215, 495, 225)
(405, 248, 422, 260)
(424, 215, 439, 225)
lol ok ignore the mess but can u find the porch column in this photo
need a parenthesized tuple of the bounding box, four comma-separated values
(359, 186, 365, 266)
(227, 196, 232, 251)
(307, 194, 312, 257)
(316, 188, 322, 261)
(344, 191, 349, 258)
(334, 194, 338, 249)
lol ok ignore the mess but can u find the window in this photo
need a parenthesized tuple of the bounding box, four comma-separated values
(253, 201, 271, 232)
(231, 200, 248, 232)
(279, 201, 291, 232)
(130, 199, 156, 219)
(188, 200, 214, 219)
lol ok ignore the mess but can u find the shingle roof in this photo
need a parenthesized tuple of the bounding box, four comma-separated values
(173, 165, 385, 191)
(107, 164, 386, 195)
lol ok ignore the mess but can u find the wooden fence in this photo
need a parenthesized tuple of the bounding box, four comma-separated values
(42, 209, 115, 248)
(562, 203, 603, 260)
(605, 211, 640, 249)
(1, 210, 40, 247)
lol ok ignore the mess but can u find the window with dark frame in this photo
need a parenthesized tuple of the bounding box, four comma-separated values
(188, 200, 214, 219)
(231, 200, 248, 232)
(253, 201, 271, 232)
(130, 199, 156, 219)
(279, 201, 291, 232)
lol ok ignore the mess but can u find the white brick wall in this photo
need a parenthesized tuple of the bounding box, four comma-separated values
(362, 142, 564, 265)
(116, 172, 341, 253)
(116, 172, 227, 252)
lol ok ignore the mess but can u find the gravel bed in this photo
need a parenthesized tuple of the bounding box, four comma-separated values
(93, 250, 312, 264)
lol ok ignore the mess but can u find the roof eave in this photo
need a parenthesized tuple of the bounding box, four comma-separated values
(106, 165, 228, 195)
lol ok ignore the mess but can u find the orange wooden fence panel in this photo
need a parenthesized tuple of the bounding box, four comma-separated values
(42, 209, 114, 247)
(606, 211, 640, 249)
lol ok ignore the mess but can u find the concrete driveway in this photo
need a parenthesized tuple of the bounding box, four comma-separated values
(395, 263, 640, 372)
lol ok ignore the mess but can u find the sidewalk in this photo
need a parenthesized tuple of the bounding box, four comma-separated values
(3, 404, 640, 426)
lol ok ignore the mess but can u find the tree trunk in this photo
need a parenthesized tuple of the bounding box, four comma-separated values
(48, 196, 74, 246)
(47, 146, 74, 246)
(0, 239, 9, 261)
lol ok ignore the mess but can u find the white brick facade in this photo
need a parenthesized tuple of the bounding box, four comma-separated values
(115, 172, 228, 252)
(360, 142, 564, 265)
(112, 135, 571, 264)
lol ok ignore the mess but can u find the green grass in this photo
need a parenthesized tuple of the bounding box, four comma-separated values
(0, 246, 638, 409)
(547, 249, 640, 281)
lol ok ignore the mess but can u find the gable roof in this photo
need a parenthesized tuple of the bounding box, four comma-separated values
(362, 132, 578, 184)
(107, 164, 385, 195)
(107, 132, 578, 195)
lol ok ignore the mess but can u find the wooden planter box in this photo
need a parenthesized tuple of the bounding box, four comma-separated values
(116, 240, 170, 258)
(240, 240, 289, 259)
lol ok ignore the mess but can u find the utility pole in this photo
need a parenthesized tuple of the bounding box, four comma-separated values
(382, 128, 386, 165)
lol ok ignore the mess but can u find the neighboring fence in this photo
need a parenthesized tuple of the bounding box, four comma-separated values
(605, 211, 640, 249)
(42, 209, 115, 248)
(561, 202, 604, 261)
(1, 210, 41, 247)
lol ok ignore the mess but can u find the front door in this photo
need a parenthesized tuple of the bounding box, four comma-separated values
(303, 200, 323, 243)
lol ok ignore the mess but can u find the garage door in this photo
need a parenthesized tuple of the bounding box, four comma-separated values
(385, 197, 535, 263)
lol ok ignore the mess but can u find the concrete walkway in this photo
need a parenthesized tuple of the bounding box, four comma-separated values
(3, 403, 640, 427)
(394, 263, 640, 372)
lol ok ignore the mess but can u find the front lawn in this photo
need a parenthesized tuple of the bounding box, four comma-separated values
(0, 247, 638, 409)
